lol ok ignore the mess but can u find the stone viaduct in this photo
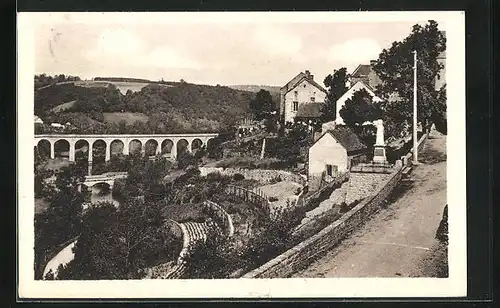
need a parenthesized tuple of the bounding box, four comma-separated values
(34, 133, 219, 163)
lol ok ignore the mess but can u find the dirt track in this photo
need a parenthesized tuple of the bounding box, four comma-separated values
(293, 129, 447, 277)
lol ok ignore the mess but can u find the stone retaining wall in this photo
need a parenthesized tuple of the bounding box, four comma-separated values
(403, 130, 430, 164)
(199, 167, 307, 186)
(241, 165, 404, 278)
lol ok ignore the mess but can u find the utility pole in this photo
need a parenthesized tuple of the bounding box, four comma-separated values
(412, 50, 418, 164)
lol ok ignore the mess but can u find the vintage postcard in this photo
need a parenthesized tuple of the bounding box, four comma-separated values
(18, 11, 466, 299)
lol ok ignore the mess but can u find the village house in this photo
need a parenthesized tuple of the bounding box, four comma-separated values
(279, 70, 327, 124)
(308, 126, 368, 181)
(294, 103, 325, 128)
(335, 80, 383, 125)
(348, 60, 383, 90)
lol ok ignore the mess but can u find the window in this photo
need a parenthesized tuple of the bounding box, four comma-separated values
(293, 101, 298, 112)
(326, 164, 338, 176)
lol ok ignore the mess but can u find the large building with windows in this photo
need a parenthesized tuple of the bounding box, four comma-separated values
(279, 70, 327, 124)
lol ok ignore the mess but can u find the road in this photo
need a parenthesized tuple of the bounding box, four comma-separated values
(293, 129, 447, 277)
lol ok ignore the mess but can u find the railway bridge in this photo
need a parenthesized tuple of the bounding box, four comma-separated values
(34, 133, 219, 162)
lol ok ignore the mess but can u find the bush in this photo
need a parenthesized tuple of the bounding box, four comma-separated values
(269, 175, 282, 184)
(233, 173, 245, 181)
(268, 196, 279, 202)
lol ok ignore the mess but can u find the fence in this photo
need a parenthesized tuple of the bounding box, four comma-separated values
(203, 200, 235, 237)
(224, 184, 271, 215)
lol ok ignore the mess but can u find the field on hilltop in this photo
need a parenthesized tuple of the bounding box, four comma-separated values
(35, 75, 254, 134)
(228, 84, 281, 105)
(102, 112, 149, 125)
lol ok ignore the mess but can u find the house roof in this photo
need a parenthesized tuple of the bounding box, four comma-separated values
(351, 64, 371, 77)
(336, 80, 379, 103)
(281, 72, 327, 95)
(314, 126, 367, 153)
(295, 103, 325, 118)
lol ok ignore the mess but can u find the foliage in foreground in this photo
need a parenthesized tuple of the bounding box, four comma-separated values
(56, 200, 181, 280)
(34, 164, 90, 279)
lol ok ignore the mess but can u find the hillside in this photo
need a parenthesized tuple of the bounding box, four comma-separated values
(35, 80, 254, 134)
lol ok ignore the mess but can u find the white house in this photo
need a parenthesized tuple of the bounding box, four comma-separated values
(335, 80, 383, 125)
(280, 70, 327, 124)
(34, 115, 43, 124)
(308, 126, 367, 181)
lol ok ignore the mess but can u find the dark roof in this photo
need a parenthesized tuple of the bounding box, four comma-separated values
(319, 126, 367, 153)
(281, 72, 327, 95)
(351, 64, 371, 77)
(295, 103, 325, 118)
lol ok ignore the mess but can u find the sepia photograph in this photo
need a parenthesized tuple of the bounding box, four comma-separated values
(17, 11, 466, 299)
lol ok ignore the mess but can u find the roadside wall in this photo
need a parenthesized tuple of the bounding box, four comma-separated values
(403, 130, 431, 164)
(241, 165, 403, 278)
(240, 129, 432, 278)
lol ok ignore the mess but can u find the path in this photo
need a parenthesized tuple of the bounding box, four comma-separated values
(293, 129, 447, 277)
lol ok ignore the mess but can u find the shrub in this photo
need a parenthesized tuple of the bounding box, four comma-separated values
(233, 173, 245, 181)
(268, 196, 278, 202)
(339, 202, 350, 214)
(269, 175, 282, 184)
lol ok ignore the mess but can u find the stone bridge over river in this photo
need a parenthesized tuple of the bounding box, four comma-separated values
(34, 133, 219, 162)
(83, 172, 128, 189)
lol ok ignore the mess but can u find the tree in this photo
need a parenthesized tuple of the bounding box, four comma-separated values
(268, 124, 310, 167)
(34, 150, 54, 198)
(372, 20, 446, 137)
(339, 88, 382, 131)
(432, 84, 447, 135)
(249, 89, 275, 121)
(34, 164, 90, 279)
(57, 199, 179, 280)
(321, 67, 349, 122)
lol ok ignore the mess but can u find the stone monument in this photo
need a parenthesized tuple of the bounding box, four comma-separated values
(373, 119, 388, 164)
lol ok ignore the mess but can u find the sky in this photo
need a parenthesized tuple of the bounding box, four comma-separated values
(34, 16, 443, 86)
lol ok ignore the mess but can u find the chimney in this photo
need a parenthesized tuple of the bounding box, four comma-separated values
(305, 70, 314, 80)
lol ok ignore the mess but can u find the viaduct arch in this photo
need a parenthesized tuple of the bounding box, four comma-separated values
(34, 133, 218, 163)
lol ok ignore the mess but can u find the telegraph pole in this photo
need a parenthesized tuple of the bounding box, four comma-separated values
(412, 50, 418, 164)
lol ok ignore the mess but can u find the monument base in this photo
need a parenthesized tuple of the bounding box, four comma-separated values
(373, 145, 388, 164)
